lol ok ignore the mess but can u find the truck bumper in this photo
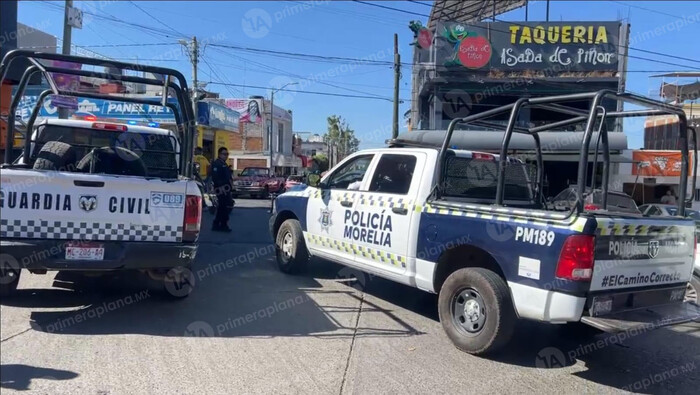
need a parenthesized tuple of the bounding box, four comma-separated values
(0, 239, 197, 271)
(508, 281, 586, 322)
(232, 186, 265, 194)
(581, 301, 700, 332)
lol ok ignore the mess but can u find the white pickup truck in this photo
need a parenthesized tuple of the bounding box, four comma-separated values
(0, 51, 202, 298)
(270, 91, 700, 355)
(1, 119, 202, 296)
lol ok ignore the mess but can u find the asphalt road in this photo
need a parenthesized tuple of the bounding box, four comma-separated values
(1, 198, 699, 394)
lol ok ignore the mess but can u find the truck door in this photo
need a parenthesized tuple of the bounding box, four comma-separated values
(352, 152, 424, 277)
(305, 154, 375, 263)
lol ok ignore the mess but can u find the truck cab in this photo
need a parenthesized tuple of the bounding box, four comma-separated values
(270, 90, 699, 355)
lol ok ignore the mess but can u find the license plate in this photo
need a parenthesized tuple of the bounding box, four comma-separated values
(591, 297, 613, 316)
(65, 244, 104, 261)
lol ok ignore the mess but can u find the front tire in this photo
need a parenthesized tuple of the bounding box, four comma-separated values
(438, 268, 515, 355)
(275, 219, 308, 274)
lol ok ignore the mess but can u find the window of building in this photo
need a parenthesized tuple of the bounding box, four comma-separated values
(277, 122, 284, 152)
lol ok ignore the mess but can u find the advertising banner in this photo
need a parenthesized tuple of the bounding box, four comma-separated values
(633, 151, 694, 177)
(434, 21, 621, 72)
(15, 95, 178, 123)
(225, 98, 263, 124)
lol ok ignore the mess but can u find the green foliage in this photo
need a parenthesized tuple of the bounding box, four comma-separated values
(324, 115, 359, 160)
(312, 153, 329, 172)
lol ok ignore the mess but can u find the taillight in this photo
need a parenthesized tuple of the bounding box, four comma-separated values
(92, 122, 128, 132)
(183, 195, 202, 242)
(556, 235, 595, 281)
(472, 152, 495, 160)
(584, 203, 601, 211)
(84, 115, 98, 121)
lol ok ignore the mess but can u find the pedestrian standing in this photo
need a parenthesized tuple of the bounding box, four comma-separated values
(660, 189, 677, 205)
(211, 147, 233, 232)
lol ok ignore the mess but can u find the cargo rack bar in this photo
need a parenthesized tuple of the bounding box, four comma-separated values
(393, 90, 691, 216)
(0, 50, 196, 177)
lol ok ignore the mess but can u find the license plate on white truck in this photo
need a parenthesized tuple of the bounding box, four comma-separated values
(65, 243, 104, 260)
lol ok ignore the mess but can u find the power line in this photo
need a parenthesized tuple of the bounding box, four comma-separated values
(208, 43, 394, 66)
(205, 81, 406, 102)
(352, 0, 430, 18)
(128, 1, 188, 38)
(609, 1, 684, 20)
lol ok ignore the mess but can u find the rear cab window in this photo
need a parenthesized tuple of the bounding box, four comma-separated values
(32, 124, 178, 179)
(442, 153, 536, 206)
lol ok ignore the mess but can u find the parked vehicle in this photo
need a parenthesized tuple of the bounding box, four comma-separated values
(551, 186, 640, 214)
(270, 91, 699, 355)
(0, 51, 201, 298)
(284, 175, 304, 191)
(231, 167, 285, 198)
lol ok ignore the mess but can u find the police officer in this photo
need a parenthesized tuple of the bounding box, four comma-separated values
(211, 147, 233, 232)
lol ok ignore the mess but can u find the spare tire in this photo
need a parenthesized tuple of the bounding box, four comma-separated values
(33, 141, 77, 171)
(77, 147, 148, 177)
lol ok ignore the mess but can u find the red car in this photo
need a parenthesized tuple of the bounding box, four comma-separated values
(231, 167, 285, 198)
(284, 175, 304, 191)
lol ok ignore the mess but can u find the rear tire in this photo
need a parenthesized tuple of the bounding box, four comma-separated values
(0, 267, 21, 298)
(33, 141, 77, 171)
(275, 219, 308, 274)
(438, 268, 515, 355)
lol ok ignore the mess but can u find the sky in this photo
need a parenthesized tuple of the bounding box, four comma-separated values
(17, 0, 700, 149)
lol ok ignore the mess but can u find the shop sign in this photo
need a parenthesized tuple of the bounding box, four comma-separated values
(633, 151, 694, 177)
(198, 101, 240, 131)
(435, 21, 620, 72)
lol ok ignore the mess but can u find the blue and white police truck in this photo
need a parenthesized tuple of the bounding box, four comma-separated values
(270, 91, 699, 355)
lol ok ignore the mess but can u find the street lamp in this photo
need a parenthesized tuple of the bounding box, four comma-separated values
(269, 82, 299, 171)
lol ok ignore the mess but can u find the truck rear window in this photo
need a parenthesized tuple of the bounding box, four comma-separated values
(443, 156, 534, 202)
(31, 125, 178, 178)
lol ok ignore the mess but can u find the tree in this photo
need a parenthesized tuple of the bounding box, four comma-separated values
(312, 153, 329, 172)
(324, 115, 359, 160)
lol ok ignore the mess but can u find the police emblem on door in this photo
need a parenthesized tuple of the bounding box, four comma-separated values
(648, 240, 660, 258)
(319, 208, 333, 232)
(79, 195, 97, 212)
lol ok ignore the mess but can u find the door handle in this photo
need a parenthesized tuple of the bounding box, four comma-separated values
(340, 200, 353, 207)
(74, 180, 105, 187)
(392, 207, 408, 215)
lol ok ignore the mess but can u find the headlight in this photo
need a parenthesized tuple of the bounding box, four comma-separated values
(251, 182, 261, 187)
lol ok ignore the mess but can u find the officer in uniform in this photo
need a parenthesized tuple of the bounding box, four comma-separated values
(211, 147, 233, 232)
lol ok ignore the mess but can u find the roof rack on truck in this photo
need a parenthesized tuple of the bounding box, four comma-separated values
(0, 50, 196, 177)
(391, 90, 697, 217)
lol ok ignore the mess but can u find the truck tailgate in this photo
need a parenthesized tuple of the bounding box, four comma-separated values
(591, 217, 696, 292)
(1, 169, 188, 243)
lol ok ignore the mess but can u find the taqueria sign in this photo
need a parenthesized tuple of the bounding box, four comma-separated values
(434, 21, 621, 71)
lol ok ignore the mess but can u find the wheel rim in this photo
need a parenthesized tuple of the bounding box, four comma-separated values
(281, 232, 293, 258)
(685, 281, 698, 303)
(451, 288, 486, 334)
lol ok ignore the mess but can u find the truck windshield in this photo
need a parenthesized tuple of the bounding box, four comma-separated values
(32, 125, 178, 178)
(240, 168, 269, 176)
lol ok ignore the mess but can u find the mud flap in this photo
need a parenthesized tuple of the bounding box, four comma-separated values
(581, 301, 700, 333)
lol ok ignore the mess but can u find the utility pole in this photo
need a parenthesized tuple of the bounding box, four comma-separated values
(269, 92, 274, 170)
(59, 0, 73, 119)
(545, 0, 550, 22)
(392, 33, 400, 139)
(62, 0, 73, 55)
(181, 37, 200, 147)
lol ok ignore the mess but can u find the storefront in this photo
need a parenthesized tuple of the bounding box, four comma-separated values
(197, 101, 240, 166)
(410, 20, 629, 197)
